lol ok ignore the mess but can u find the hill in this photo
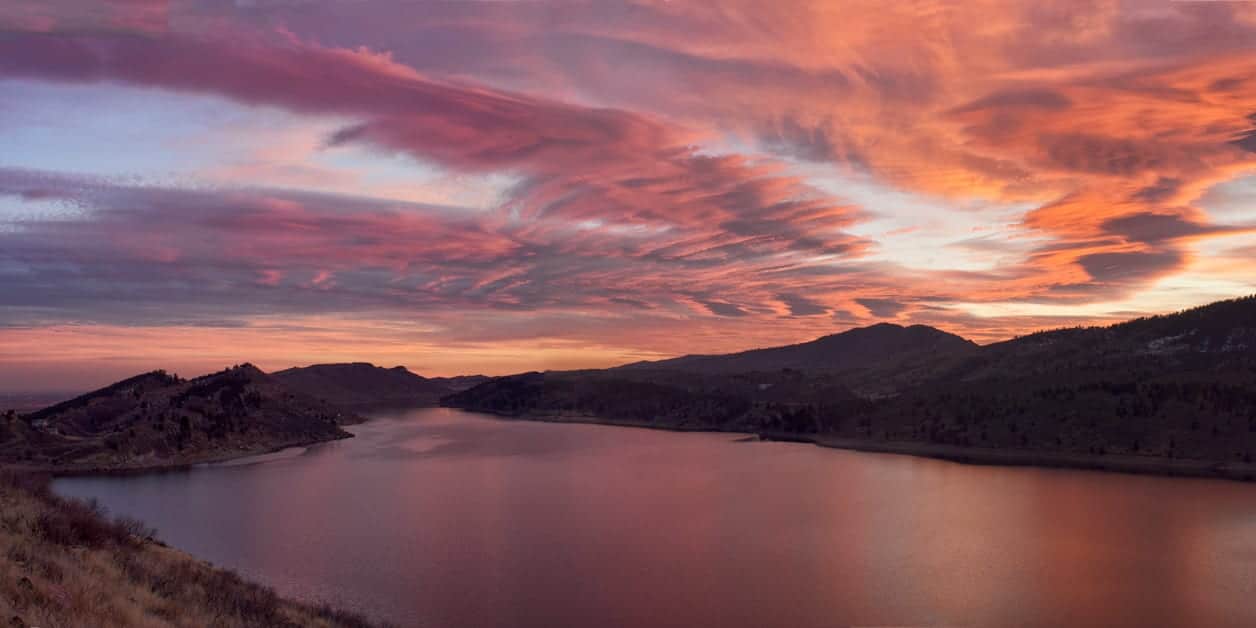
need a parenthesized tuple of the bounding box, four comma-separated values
(0, 364, 359, 472)
(617, 322, 977, 374)
(427, 374, 492, 392)
(273, 363, 455, 411)
(835, 296, 1256, 464)
(446, 295, 1256, 479)
(446, 322, 983, 430)
(443, 367, 859, 432)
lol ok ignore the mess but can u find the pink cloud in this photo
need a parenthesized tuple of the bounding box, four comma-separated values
(2, 2, 1256, 380)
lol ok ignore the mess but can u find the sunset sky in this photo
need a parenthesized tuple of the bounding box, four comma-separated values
(2, 0, 1255, 392)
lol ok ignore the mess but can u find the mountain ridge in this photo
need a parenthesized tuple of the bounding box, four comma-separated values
(272, 363, 491, 411)
(273, 362, 449, 411)
(616, 322, 978, 374)
(445, 295, 1256, 480)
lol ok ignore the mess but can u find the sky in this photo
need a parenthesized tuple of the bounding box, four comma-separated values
(1, 0, 1255, 392)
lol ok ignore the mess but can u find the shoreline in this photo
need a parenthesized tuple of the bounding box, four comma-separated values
(455, 407, 1256, 483)
(3, 403, 439, 478)
(6, 431, 354, 478)
(792, 433, 1256, 482)
(17, 404, 1256, 483)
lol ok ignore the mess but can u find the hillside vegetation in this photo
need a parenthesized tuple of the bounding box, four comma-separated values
(0, 472, 385, 628)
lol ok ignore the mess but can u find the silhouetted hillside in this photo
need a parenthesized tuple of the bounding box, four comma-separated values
(427, 374, 492, 392)
(618, 323, 977, 374)
(273, 362, 454, 410)
(1, 364, 358, 472)
(832, 296, 1256, 462)
(447, 295, 1256, 478)
(443, 365, 860, 432)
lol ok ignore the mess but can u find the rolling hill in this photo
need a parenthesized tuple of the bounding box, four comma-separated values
(616, 322, 977, 374)
(0, 364, 358, 472)
(273, 362, 453, 411)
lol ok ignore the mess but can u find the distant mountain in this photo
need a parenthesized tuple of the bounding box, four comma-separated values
(428, 374, 492, 392)
(618, 323, 977, 374)
(445, 322, 975, 430)
(0, 392, 78, 414)
(273, 362, 456, 410)
(0, 364, 357, 472)
(446, 296, 1256, 479)
(442, 370, 823, 431)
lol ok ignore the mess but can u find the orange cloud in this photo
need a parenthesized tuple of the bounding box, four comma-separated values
(1, 1, 1255, 386)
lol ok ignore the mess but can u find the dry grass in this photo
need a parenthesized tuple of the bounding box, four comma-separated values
(0, 472, 389, 628)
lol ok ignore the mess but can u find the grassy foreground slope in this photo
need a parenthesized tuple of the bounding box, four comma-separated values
(0, 473, 386, 628)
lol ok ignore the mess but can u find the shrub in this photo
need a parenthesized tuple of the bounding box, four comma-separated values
(316, 604, 382, 628)
(32, 497, 121, 548)
(114, 515, 159, 543)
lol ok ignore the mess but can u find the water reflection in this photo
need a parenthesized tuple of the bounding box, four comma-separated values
(54, 408, 1256, 627)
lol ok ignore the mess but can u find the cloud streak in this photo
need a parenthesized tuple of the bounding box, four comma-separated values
(1, 2, 1256, 388)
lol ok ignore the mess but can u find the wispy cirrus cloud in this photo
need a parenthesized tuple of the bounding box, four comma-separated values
(2, 1, 1256, 390)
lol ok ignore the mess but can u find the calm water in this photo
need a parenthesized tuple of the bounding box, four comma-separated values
(53, 408, 1256, 627)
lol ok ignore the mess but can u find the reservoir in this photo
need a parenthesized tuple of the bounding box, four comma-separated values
(53, 408, 1256, 627)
